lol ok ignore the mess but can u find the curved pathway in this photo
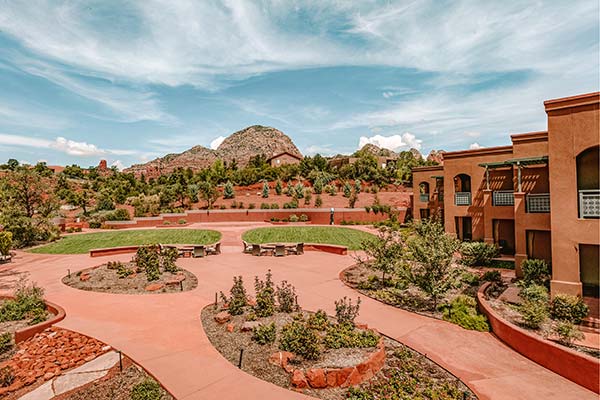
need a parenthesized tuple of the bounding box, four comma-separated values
(0, 222, 595, 400)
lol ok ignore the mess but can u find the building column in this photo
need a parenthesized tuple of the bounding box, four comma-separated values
(483, 189, 494, 244)
(513, 192, 527, 277)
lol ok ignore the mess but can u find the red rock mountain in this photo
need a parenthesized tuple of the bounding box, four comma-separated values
(125, 125, 302, 177)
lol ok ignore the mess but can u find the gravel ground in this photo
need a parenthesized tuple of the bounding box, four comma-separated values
(62, 263, 198, 294)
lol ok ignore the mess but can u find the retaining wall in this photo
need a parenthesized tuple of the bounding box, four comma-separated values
(0, 296, 66, 343)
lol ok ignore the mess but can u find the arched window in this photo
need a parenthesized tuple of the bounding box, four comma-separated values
(577, 146, 600, 218)
(454, 174, 471, 205)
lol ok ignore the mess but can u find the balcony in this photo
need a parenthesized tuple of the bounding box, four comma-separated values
(438, 192, 444, 203)
(419, 194, 430, 202)
(455, 192, 471, 206)
(579, 190, 600, 218)
(527, 193, 550, 213)
(493, 190, 514, 206)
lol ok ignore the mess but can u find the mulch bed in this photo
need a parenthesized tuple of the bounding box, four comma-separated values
(62, 262, 198, 294)
(57, 359, 173, 400)
(201, 306, 476, 400)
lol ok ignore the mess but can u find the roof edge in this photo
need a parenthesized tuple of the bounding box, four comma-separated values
(544, 92, 600, 112)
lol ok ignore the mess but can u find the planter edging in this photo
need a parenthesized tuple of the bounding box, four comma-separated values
(0, 296, 66, 343)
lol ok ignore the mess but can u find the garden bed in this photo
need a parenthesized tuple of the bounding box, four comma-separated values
(62, 262, 197, 294)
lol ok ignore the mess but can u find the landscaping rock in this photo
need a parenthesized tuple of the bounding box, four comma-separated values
(79, 273, 91, 282)
(214, 311, 231, 324)
(291, 370, 307, 388)
(145, 283, 165, 291)
(268, 351, 294, 368)
(240, 321, 260, 332)
(306, 368, 327, 388)
(226, 323, 235, 333)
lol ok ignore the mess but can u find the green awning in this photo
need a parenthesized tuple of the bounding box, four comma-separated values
(505, 156, 548, 166)
(478, 161, 512, 169)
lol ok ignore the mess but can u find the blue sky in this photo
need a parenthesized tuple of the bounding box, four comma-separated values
(0, 1, 598, 169)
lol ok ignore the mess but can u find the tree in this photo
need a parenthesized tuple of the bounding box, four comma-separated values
(223, 181, 235, 199)
(406, 217, 460, 309)
(313, 178, 323, 194)
(357, 227, 405, 283)
(198, 181, 219, 209)
(262, 181, 270, 198)
(0, 231, 12, 256)
(348, 191, 357, 208)
(275, 179, 282, 195)
(343, 182, 352, 198)
(6, 159, 19, 170)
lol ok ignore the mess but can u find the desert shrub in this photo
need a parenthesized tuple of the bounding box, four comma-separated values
(460, 271, 480, 286)
(0, 366, 14, 388)
(270, 203, 279, 209)
(550, 294, 589, 324)
(313, 179, 323, 194)
(299, 214, 309, 222)
(223, 181, 235, 199)
(88, 221, 102, 229)
(519, 284, 548, 303)
(323, 323, 379, 349)
(262, 181, 269, 198)
(304, 190, 312, 205)
(130, 379, 162, 400)
(335, 296, 361, 325)
(482, 270, 502, 283)
(438, 295, 489, 331)
(252, 323, 277, 345)
(254, 270, 275, 317)
(343, 182, 352, 198)
(275, 180, 283, 195)
(0, 280, 46, 324)
(135, 245, 160, 281)
(307, 310, 329, 331)
(348, 192, 358, 208)
(0, 332, 12, 355)
(177, 219, 186, 224)
(276, 280, 299, 313)
(551, 320, 584, 346)
(314, 195, 323, 208)
(279, 320, 321, 360)
(248, 203, 256, 209)
(107, 261, 122, 270)
(283, 200, 298, 209)
(364, 206, 371, 213)
(219, 204, 226, 209)
(237, 201, 244, 209)
(459, 242, 499, 266)
(325, 184, 336, 196)
(260, 203, 270, 209)
(117, 264, 134, 278)
(288, 214, 299, 223)
(521, 259, 550, 287)
(519, 298, 549, 329)
(220, 276, 248, 316)
(245, 311, 257, 321)
(160, 247, 179, 273)
(103, 208, 130, 221)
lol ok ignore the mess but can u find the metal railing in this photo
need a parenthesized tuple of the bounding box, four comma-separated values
(419, 194, 430, 202)
(527, 193, 550, 213)
(493, 190, 514, 206)
(455, 192, 471, 206)
(437, 192, 444, 202)
(579, 190, 600, 218)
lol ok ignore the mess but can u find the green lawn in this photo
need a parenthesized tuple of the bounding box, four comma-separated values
(29, 229, 222, 254)
(242, 226, 375, 250)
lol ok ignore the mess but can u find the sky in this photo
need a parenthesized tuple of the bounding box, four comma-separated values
(0, 1, 598, 170)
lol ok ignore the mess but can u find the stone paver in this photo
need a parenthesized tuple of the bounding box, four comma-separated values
(0, 222, 596, 400)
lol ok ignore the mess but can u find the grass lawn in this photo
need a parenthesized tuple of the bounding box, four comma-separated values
(242, 226, 375, 250)
(29, 229, 222, 254)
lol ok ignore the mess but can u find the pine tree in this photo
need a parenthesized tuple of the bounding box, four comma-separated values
(313, 179, 323, 194)
(275, 179, 283, 195)
(223, 181, 235, 199)
(262, 181, 270, 198)
(343, 182, 352, 198)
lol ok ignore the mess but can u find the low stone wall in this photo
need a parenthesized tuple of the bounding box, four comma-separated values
(270, 334, 385, 389)
(0, 296, 66, 343)
(477, 282, 600, 394)
(304, 243, 348, 255)
(104, 208, 403, 229)
(89, 245, 140, 257)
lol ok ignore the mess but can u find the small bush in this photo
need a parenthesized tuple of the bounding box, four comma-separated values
(130, 379, 162, 400)
(438, 295, 489, 331)
(276, 280, 299, 313)
(0, 280, 46, 324)
(117, 264, 134, 278)
(551, 320, 584, 346)
(307, 310, 329, 331)
(335, 296, 361, 325)
(279, 320, 321, 360)
(459, 242, 499, 266)
(314, 195, 323, 208)
(220, 276, 248, 316)
(177, 219, 186, 224)
(289, 214, 299, 223)
(135, 245, 160, 281)
(299, 214, 309, 222)
(104, 208, 130, 221)
(219, 204, 227, 210)
(323, 323, 379, 349)
(482, 270, 502, 283)
(0, 332, 12, 355)
(252, 322, 276, 345)
(520, 299, 549, 329)
(160, 247, 179, 273)
(550, 294, 589, 324)
(260, 203, 270, 209)
(519, 284, 549, 303)
(521, 259, 550, 287)
(0, 366, 14, 388)
(270, 203, 279, 209)
(254, 270, 275, 317)
(248, 203, 256, 209)
(0, 231, 12, 256)
(88, 221, 101, 229)
(460, 271, 480, 286)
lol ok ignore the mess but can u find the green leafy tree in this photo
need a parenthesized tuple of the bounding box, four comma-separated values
(0, 232, 12, 256)
(275, 179, 283, 195)
(406, 217, 460, 309)
(358, 227, 405, 283)
(198, 181, 219, 209)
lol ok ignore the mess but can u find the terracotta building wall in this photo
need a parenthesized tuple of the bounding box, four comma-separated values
(411, 165, 444, 221)
(546, 93, 600, 297)
(269, 153, 301, 167)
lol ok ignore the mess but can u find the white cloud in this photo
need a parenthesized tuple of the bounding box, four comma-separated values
(111, 160, 125, 170)
(210, 136, 226, 150)
(469, 142, 483, 149)
(0, 133, 134, 158)
(465, 131, 480, 138)
(358, 133, 422, 151)
(304, 144, 336, 156)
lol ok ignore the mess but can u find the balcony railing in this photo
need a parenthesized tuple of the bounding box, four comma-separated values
(438, 192, 444, 203)
(527, 193, 550, 213)
(419, 194, 430, 202)
(579, 190, 600, 218)
(493, 190, 514, 206)
(455, 192, 471, 206)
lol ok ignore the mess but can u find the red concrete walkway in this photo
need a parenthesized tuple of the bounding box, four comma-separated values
(0, 223, 595, 400)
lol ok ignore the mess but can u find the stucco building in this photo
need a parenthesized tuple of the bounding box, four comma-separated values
(412, 92, 599, 298)
(267, 151, 303, 168)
